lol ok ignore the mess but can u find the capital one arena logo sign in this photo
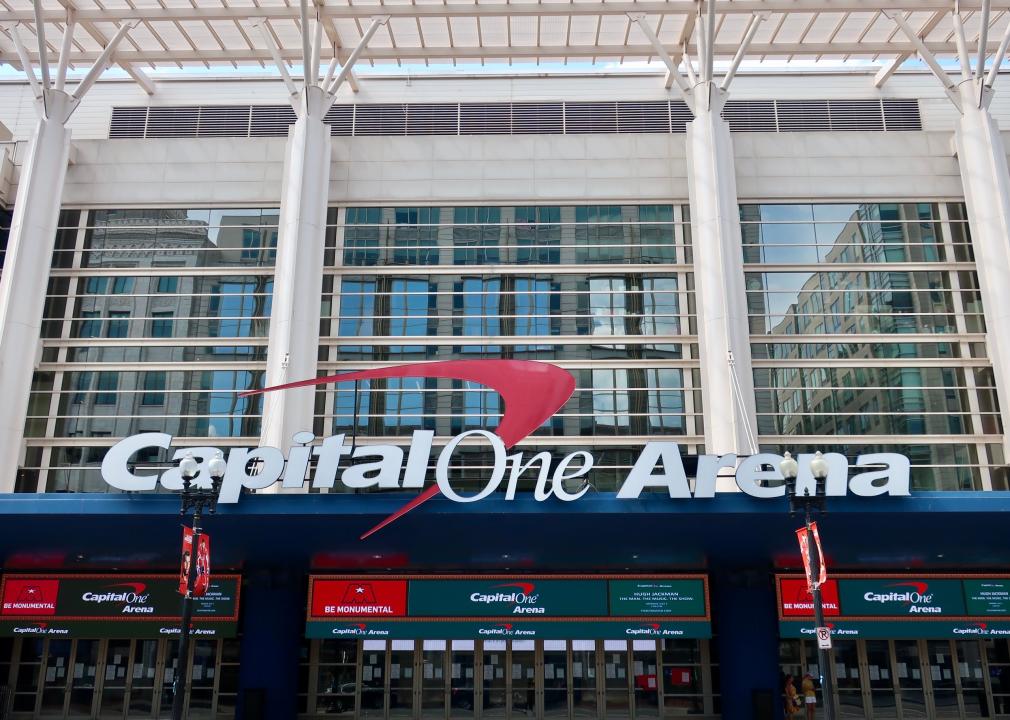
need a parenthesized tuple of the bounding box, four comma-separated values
(102, 360, 909, 538)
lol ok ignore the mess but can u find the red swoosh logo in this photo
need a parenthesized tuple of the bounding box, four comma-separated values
(887, 582, 928, 595)
(105, 583, 147, 594)
(494, 582, 535, 595)
(242, 360, 576, 539)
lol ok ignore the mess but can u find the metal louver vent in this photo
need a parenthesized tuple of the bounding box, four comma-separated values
(355, 104, 407, 136)
(109, 98, 922, 139)
(722, 100, 776, 132)
(827, 99, 884, 131)
(882, 99, 922, 131)
(324, 105, 354, 136)
(617, 101, 670, 133)
(250, 105, 297, 137)
(565, 102, 618, 134)
(511, 103, 564, 134)
(460, 103, 510, 135)
(776, 100, 831, 132)
(108, 106, 148, 138)
(196, 106, 251, 137)
(406, 104, 458, 136)
(146, 107, 198, 138)
(670, 101, 693, 133)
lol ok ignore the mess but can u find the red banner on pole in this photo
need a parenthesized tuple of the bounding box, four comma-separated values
(796, 522, 827, 592)
(180, 527, 212, 597)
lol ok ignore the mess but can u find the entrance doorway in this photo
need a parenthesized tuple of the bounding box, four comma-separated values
(780, 637, 1006, 718)
(301, 638, 720, 719)
(0, 636, 240, 719)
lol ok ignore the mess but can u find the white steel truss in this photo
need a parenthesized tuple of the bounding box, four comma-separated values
(2, 1, 1010, 83)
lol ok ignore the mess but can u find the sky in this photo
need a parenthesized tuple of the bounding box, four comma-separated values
(0, 57, 930, 83)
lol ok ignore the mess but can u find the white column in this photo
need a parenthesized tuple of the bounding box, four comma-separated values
(952, 81, 1010, 458)
(260, 86, 332, 449)
(686, 84, 759, 456)
(0, 91, 77, 489)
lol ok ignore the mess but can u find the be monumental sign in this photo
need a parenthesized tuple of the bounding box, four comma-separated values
(777, 574, 1010, 640)
(306, 575, 711, 640)
(0, 574, 240, 638)
(99, 361, 910, 536)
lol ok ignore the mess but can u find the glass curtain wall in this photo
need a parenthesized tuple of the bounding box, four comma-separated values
(22, 208, 276, 493)
(317, 205, 700, 494)
(743, 203, 1003, 490)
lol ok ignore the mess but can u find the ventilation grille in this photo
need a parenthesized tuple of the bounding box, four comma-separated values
(109, 98, 922, 139)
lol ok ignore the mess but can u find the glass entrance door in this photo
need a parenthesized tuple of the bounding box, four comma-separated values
(603, 640, 631, 720)
(66, 640, 100, 718)
(571, 640, 598, 719)
(542, 641, 567, 719)
(98, 641, 131, 719)
(449, 640, 476, 719)
(38, 640, 72, 717)
(893, 640, 927, 718)
(833, 638, 865, 717)
(958, 639, 991, 718)
(128, 639, 160, 718)
(361, 640, 387, 719)
(5, 637, 237, 719)
(631, 640, 659, 720)
(509, 640, 535, 717)
(420, 640, 446, 719)
(864, 640, 898, 719)
(928, 640, 960, 718)
(389, 640, 415, 718)
(482, 641, 507, 719)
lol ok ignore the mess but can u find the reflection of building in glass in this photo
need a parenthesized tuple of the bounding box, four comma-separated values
(327, 205, 695, 450)
(24, 209, 277, 492)
(743, 203, 1000, 490)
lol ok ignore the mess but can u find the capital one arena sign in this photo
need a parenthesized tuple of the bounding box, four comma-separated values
(102, 360, 909, 537)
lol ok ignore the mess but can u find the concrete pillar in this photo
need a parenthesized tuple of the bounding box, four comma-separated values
(0, 91, 77, 490)
(261, 86, 333, 450)
(686, 84, 759, 456)
(952, 81, 1010, 459)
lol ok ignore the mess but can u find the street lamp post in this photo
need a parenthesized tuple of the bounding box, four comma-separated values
(172, 450, 226, 720)
(780, 451, 835, 720)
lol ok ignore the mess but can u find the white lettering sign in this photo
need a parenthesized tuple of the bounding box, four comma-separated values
(101, 432, 911, 504)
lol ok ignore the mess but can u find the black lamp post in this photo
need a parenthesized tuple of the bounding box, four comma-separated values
(779, 450, 835, 720)
(172, 450, 226, 720)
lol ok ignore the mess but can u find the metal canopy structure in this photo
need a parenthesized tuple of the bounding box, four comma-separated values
(3, 0, 1010, 88)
